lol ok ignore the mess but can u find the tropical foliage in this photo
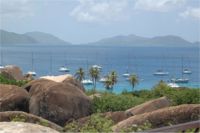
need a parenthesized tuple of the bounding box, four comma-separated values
(129, 74, 139, 92)
(91, 93, 145, 113)
(75, 67, 85, 81)
(103, 71, 118, 91)
(64, 113, 113, 132)
(89, 67, 100, 90)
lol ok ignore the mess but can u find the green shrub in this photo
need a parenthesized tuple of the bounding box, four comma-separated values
(91, 93, 145, 113)
(0, 74, 28, 87)
(121, 121, 152, 132)
(64, 113, 113, 132)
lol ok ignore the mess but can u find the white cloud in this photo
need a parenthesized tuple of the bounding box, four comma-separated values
(180, 7, 200, 20)
(70, 0, 129, 23)
(0, 0, 34, 18)
(134, 0, 186, 12)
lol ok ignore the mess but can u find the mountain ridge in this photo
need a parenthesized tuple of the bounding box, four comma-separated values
(0, 29, 198, 47)
(0, 30, 71, 45)
(85, 34, 198, 47)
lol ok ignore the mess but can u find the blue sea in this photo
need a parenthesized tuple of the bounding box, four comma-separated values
(0, 44, 199, 93)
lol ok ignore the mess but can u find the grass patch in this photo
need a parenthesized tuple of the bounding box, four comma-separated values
(0, 74, 28, 87)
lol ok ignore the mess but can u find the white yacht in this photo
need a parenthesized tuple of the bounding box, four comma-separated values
(92, 65, 102, 70)
(167, 83, 180, 88)
(59, 66, 70, 72)
(82, 79, 93, 85)
(171, 78, 189, 83)
(153, 70, 169, 76)
(183, 68, 192, 74)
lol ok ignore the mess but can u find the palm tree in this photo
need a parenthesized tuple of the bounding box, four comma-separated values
(104, 76, 112, 91)
(75, 68, 85, 82)
(129, 74, 139, 92)
(110, 71, 117, 87)
(89, 67, 100, 90)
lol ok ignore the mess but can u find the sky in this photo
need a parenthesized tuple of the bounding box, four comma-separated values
(0, 0, 200, 44)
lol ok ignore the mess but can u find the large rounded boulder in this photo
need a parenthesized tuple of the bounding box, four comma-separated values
(0, 122, 59, 133)
(125, 96, 171, 116)
(112, 104, 200, 132)
(0, 84, 29, 112)
(0, 65, 24, 80)
(23, 79, 91, 126)
(62, 75, 85, 92)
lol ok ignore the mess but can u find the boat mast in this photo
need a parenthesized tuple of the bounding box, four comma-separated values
(181, 57, 183, 78)
(50, 53, 53, 75)
(0, 49, 2, 65)
(31, 52, 34, 71)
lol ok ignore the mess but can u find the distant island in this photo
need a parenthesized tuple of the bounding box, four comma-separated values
(0, 29, 198, 47)
(0, 30, 71, 45)
(86, 34, 199, 47)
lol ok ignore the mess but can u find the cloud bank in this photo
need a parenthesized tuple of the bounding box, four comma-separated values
(180, 7, 200, 20)
(70, 0, 129, 23)
(70, 0, 189, 23)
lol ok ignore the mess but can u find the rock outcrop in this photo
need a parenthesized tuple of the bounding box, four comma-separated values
(0, 111, 63, 131)
(62, 75, 85, 92)
(112, 104, 200, 132)
(40, 74, 85, 92)
(23, 79, 91, 126)
(0, 84, 29, 112)
(0, 122, 59, 133)
(125, 96, 171, 116)
(0, 65, 24, 80)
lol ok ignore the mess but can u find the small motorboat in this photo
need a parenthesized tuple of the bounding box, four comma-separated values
(99, 77, 107, 83)
(123, 73, 130, 77)
(82, 79, 93, 85)
(59, 66, 70, 72)
(153, 70, 169, 76)
(27, 71, 37, 76)
(183, 69, 192, 74)
(171, 78, 189, 83)
(167, 83, 180, 88)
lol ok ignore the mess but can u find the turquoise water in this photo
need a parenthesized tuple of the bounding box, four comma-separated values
(0, 44, 199, 93)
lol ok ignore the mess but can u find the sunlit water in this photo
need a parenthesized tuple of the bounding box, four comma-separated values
(0, 44, 199, 93)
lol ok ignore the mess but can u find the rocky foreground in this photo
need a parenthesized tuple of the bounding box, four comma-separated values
(0, 65, 199, 132)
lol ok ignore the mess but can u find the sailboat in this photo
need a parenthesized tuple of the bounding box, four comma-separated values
(123, 55, 131, 77)
(82, 60, 93, 85)
(59, 66, 70, 72)
(171, 57, 189, 83)
(27, 52, 37, 76)
(183, 68, 192, 74)
(59, 55, 70, 72)
(92, 65, 102, 70)
(153, 56, 169, 76)
(153, 69, 169, 76)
